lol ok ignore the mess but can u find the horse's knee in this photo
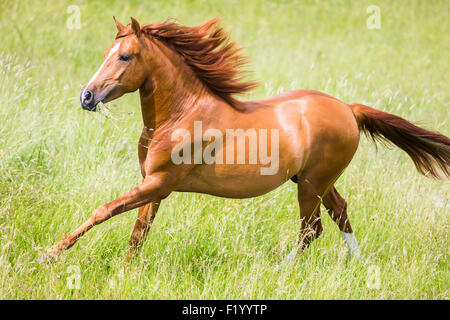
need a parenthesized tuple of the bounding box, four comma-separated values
(90, 206, 111, 225)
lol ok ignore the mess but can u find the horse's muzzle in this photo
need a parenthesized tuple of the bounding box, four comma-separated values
(80, 89, 97, 111)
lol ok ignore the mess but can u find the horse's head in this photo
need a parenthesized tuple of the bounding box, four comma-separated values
(80, 17, 148, 111)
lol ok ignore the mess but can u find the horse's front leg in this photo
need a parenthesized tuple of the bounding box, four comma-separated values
(46, 175, 171, 258)
(125, 201, 160, 263)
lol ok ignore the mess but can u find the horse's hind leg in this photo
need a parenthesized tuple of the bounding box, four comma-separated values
(295, 177, 329, 251)
(125, 201, 160, 263)
(323, 186, 360, 259)
(277, 174, 331, 269)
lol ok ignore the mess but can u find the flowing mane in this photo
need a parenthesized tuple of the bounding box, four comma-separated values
(138, 18, 258, 108)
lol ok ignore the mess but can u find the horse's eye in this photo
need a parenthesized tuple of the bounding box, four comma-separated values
(119, 54, 131, 62)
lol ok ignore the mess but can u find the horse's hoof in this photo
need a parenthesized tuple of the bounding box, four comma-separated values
(37, 254, 49, 265)
(347, 249, 361, 261)
(274, 249, 298, 272)
(37, 251, 57, 265)
(42, 246, 61, 262)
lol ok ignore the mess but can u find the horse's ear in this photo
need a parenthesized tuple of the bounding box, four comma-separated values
(113, 16, 125, 32)
(130, 17, 141, 36)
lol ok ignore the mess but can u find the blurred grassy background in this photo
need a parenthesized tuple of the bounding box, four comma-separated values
(0, 0, 448, 299)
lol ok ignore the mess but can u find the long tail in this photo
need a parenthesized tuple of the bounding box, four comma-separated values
(349, 103, 450, 179)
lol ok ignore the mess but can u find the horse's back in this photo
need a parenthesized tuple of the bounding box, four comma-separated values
(245, 89, 343, 109)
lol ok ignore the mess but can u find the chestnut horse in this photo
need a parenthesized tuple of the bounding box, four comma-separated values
(47, 17, 450, 264)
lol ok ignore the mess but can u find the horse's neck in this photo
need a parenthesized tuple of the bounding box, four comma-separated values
(139, 39, 216, 131)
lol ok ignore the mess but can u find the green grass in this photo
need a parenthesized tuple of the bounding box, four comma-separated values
(0, 0, 449, 299)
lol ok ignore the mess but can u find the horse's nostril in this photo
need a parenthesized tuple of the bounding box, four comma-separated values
(83, 90, 93, 103)
(80, 90, 96, 111)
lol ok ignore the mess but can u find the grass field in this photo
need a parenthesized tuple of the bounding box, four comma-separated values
(0, 0, 448, 299)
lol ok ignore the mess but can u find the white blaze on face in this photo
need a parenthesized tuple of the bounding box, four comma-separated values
(82, 42, 121, 97)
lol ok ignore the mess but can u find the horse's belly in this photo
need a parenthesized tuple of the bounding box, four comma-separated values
(174, 164, 293, 198)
